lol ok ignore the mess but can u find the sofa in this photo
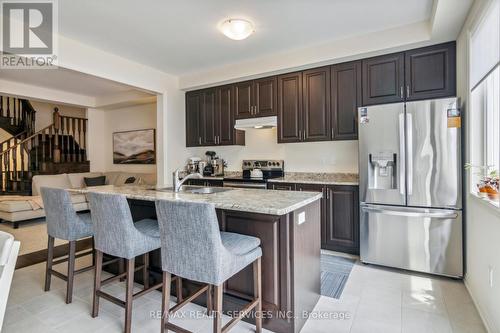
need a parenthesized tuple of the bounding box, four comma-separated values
(0, 171, 156, 228)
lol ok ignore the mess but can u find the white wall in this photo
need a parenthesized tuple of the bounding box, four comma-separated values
(87, 103, 157, 174)
(185, 128, 358, 173)
(30, 101, 85, 131)
(457, 1, 500, 332)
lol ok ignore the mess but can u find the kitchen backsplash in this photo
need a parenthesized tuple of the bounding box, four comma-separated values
(186, 128, 359, 173)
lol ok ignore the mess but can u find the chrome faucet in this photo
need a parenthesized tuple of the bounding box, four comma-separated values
(173, 169, 202, 192)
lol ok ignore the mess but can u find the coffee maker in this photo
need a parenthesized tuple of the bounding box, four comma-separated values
(203, 151, 216, 176)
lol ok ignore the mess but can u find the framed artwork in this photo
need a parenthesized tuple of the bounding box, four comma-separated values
(113, 129, 156, 164)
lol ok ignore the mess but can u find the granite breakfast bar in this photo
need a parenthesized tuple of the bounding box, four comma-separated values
(69, 185, 323, 333)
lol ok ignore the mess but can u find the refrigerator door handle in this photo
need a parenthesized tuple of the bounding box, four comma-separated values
(360, 204, 458, 219)
(398, 113, 406, 196)
(406, 113, 413, 196)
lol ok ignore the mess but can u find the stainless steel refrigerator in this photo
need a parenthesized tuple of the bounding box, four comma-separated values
(358, 97, 463, 278)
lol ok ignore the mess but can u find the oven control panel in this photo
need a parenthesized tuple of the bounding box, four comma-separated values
(242, 160, 284, 171)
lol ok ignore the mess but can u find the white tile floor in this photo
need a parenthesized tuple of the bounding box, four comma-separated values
(3, 253, 487, 333)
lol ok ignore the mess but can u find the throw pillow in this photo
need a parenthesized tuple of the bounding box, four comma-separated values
(84, 176, 106, 187)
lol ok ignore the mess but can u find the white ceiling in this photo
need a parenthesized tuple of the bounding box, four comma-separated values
(59, 0, 434, 76)
(0, 67, 143, 97)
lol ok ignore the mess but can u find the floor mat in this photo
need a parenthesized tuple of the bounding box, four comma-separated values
(321, 254, 355, 299)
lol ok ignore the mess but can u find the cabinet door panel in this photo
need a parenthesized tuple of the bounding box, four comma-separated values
(234, 81, 254, 119)
(277, 72, 303, 143)
(405, 42, 456, 101)
(201, 89, 216, 145)
(254, 77, 277, 117)
(217, 85, 234, 145)
(302, 67, 331, 141)
(324, 186, 359, 254)
(331, 61, 361, 140)
(221, 211, 286, 312)
(185, 91, 202, 147)
(362, 53, 405, 106)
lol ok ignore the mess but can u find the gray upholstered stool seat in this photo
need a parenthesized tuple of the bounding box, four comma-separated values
(221, 232, 260, 255)
(40, 187, 96, 304)
(155, 200, 263, 333)
(88, 192, 163, 333)
(134, 218, 160, 238)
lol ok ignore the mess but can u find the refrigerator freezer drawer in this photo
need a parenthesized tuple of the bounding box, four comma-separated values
(360, 204, 463, 277)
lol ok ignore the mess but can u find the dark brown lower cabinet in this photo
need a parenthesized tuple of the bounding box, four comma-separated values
(323, 185, 359, 254)
(270, 182, 359, 254)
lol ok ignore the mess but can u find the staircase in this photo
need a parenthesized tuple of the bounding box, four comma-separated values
(0, 97, 89, 195)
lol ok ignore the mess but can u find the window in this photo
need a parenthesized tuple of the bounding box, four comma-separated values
(469, 0, 500, 206)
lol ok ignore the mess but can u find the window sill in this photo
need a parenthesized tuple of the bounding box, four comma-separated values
(468, 193, 500, 217)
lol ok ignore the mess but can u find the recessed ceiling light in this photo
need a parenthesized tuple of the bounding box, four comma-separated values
(219, 19, 254, 40)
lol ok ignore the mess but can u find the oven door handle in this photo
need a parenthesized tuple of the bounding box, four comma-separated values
(223, 182, 267, 189)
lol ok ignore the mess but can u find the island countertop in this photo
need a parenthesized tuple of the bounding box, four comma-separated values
(68, 185, 322, 215)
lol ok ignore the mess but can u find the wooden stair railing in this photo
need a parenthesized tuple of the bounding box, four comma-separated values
(0, 111, 88, 194)
(0, 96, 36, 136)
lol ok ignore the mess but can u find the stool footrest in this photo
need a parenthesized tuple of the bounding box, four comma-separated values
(52, 249, 93, 266)
(221, 298, 259, 333)
(169, 284, 208, 314)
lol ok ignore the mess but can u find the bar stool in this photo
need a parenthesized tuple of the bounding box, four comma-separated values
(41, 187, 95, 304)
(155, 200, 263, 333)
(87, 192, 172, 333)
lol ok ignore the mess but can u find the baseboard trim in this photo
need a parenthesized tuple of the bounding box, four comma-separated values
(463, 274, 495, 333)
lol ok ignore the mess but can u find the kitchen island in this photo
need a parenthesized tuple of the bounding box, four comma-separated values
(70, 185, 322, 333)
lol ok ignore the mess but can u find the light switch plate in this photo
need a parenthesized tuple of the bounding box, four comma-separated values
(298, 211, 306, 225)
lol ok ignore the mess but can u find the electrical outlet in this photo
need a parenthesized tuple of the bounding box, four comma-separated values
(489, 265, 494, 288)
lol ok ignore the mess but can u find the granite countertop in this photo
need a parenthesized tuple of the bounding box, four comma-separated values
(69, 185, 322, 216)
(268, 172, 359, 185)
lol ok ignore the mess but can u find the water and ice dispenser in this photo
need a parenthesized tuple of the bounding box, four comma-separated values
(368, 153, 397, 190)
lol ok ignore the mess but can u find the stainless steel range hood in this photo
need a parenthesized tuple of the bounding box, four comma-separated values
(234, 116, 277, 130)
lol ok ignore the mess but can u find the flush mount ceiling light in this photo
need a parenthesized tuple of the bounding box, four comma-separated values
(219, 19, 254, 40)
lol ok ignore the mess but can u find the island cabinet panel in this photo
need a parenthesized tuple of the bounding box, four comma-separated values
(323, 185, 359, 254)
(302, 67, 331, 142)
(405, 42, 456, 101)
(277, 72, 303, 143)
(201, 88, 217, 146)
(217, 210, 289, 314)
(362, 52, 405, 106)
(185, 91, 203, 146)
(331, 61, 361, 140)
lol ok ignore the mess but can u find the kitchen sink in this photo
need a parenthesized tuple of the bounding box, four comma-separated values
(156, 186, 232, 194)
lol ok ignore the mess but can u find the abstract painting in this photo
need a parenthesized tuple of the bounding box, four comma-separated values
(113, 129, 156, 164)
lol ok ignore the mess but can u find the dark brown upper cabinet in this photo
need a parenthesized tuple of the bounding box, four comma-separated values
(201, 88, 217, 146)
(186, 87, 244, 147)
(405, 42, 456, 101)
(217, 85, 235, 146)
(235, 77, 277, 119)
(185, 91, 203, 147)
(277, 72, 303, 143)
(331, 61, 361, 140)
(302, 67, 331, 142)
(362, 53, 405, 106)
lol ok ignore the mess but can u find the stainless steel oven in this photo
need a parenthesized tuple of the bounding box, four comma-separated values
(223, 159, 284, 190)
(223, 181, 268, 189)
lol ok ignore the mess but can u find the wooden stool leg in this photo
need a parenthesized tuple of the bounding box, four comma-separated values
(206, 285, 213, 315)
(143, 253, 149, 289)
(253, 257, 262, 333)
(44, 236, 54, 291)
(124, 258, 135, 333)
(66, 241, 76, 304)
(119, 258, 125, 282)
(91, 237, 96, 267)
(176, 276, 183, 303)
(213, 284, 223, 333)
(161, 272, 172, 333)
(92, 250, 103, 318)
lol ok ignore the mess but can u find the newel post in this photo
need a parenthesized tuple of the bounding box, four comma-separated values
(53, 107, 61, 163)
